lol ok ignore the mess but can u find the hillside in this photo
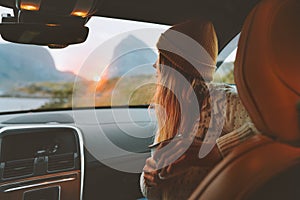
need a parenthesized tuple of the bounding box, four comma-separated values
(0, 35, 158, 109)
(100, 35, 157, 80)
(93, 35, 158, 106)
(0, 43, 75, 92)
(213, 62, 235, 84)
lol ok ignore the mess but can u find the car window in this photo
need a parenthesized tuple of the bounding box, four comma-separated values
(213, 34, 240, 84)
(80, 30, 164, 107)
(0, 5, 240, 113)
(0, 6, 169, 112)
(213, 48, 237, 84)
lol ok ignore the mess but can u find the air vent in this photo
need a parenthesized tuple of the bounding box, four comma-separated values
(48, 153, 75, 172)
(2, 158, 34, 179)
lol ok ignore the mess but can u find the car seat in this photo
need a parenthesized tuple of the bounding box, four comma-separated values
(189, 0, 300, 199)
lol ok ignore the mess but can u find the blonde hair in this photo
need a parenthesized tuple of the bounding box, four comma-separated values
(154, 54, 210, 142)
(154, 19, 218, 142)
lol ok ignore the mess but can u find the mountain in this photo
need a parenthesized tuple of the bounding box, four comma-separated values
(0, 43, 75, 91)
(93, 35, 157, 106)
(100, 35, 157, 80)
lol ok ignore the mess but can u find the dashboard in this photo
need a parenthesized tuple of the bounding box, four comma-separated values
(0, 107, 154, 200)
(0, 125, 84, 200)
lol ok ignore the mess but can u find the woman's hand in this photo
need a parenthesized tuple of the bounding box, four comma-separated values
(143, 157, 161, 187)
(153, 138, 222, 179)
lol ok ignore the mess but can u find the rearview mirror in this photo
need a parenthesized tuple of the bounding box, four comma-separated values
(0, 23, 89, 48)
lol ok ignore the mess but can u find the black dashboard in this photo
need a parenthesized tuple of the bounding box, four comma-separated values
(0, 128, 78, 162)
(0, 125, 84, 200)
(0, 108, 154, 200)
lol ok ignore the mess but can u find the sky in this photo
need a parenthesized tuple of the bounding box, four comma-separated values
(0, 6, 236, 79)
(0, 6, 168, 75)
(48, 17, 169, 75)
(225, 48, 237, 62)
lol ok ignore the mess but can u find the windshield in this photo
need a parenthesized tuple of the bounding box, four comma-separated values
(0, 6, 169, 113)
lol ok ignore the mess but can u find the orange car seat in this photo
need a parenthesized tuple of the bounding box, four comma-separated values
(189, 0, 300, 199)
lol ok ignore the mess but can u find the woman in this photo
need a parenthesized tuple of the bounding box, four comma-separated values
(140, 19, 257, 200)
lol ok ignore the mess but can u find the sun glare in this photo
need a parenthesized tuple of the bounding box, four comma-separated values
(93, 75, 101, 82)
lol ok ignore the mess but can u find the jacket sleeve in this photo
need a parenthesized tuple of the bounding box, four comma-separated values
(140, 130, 162, 200)
(216, 122, 258, 157)
(140, 172, 162, 200)
(216, 85, 259, 157)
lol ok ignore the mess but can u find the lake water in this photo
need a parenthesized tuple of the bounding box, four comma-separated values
(0, 97, 49, 112)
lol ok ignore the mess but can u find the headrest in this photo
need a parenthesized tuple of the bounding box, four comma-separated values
(234, 0, 300, 143)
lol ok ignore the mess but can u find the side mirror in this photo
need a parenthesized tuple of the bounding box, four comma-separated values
(0, 23, 89, 48)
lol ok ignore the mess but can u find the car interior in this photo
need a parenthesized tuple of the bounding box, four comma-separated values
(189, 2, 300, 199)
(0, 0, 298, 200)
